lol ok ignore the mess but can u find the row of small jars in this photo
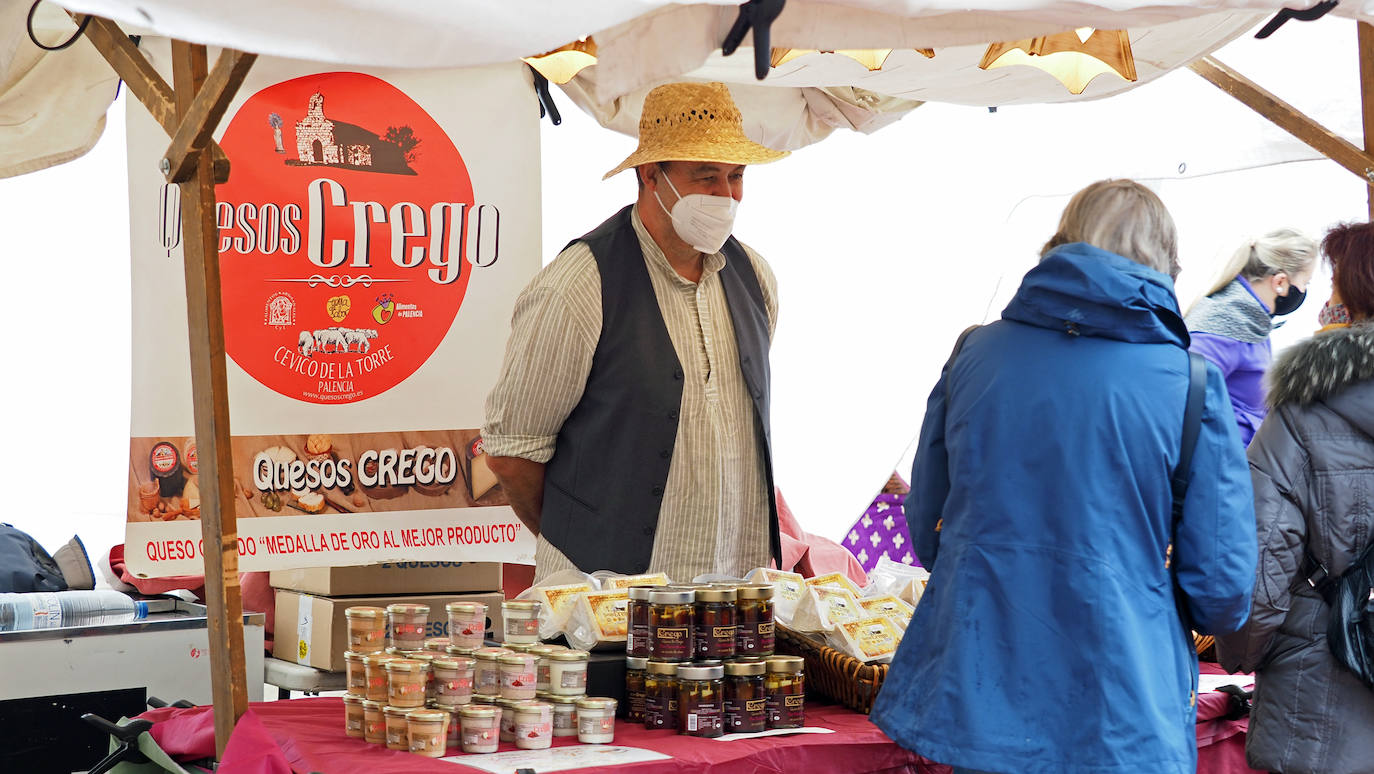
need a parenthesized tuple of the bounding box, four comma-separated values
(343, 694, 618, 754)
(344, 600, 494, 653)
(346, 643, 591, 706)
(624, 655, 804, 737)
(628, 584, 775, 662)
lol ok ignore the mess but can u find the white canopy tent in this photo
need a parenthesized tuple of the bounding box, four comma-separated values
(5, 0, 1374, 757)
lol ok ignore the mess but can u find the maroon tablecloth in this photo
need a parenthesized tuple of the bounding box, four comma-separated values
(138, 673, 1262, 774)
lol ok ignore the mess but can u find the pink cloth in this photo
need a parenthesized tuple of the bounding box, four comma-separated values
(776, 488, 869, 587)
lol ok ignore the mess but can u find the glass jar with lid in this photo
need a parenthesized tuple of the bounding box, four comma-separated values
(501, 600, 542, 645)
(723, 659, 767, 733)
(643, 660, 679, 730)
(528, 643, 566, 692)
(385, 603, 430, 651)
(446, 600, 488, 650)
(383, 658, 430, 708)
(676, 664, 725, 738)
(765, 655, 805, 729)
(735, 585, 775, 656)
(626, 585, 655, 657)
(575, 697, 617, 744)
(624, 656, 648, 723)
(471, 646, 509, 696)
(694, 587, 738, 661)
(648, 589, 695, 662)
(498, 653, 538, 700)
(542, 694, 579, 737)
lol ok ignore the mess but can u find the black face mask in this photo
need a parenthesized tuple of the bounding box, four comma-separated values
(1273, 285, 1307, 316)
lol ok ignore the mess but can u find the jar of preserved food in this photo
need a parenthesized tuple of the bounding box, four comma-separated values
(431, 656, 475, 707)
(648, 589, 695, 662)
(676, 664, 725, 738)
(342, 693, 365, 739)
(513, 701, 553, 750)
(546, 650, 589, 696)
(501, 600, 542, 645)
(385, 603, 430, 651)
(472, 647, 509, 696)
(528, 643, 565, 691)
(735, 585, 775, 656)
(643, 660, 679, 730)
(344, 651, 367, 695)
(694, 587, 738, 661)
(384, 658, 430, 708)
(498, 653, 538, 700)
(544, 694, 579, 737)
(765, 655, 805, 729)
(406, 708, 449, 757)
(446, 601, 488, 650)
(459, 705, 500, 754)
(382, 705, 412, 750)
(362, 699, 386, 744)
(424, 637, 451, 653)
(624, 656, 648, 722)
(344, 606, 386, 653)
(723, 659, 767, 733)
(575, 697, 617, 744)
(626, 585, 654, 657)
(362, 653, 398, 702)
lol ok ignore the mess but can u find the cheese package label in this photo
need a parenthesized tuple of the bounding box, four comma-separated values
(858, 594, 914, 620)
(789, 585, 864, 633)
(530, 582, 594, 639)
(831, 615, 904, 663)
(563, 589, 629, 651)
(805, 571, 863, 598)
(602, 573, 670, 589)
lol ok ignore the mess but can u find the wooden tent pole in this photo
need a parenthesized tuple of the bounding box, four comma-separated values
(1189, 55, 1374, 188)
(1359, 22, 1374, 219)
(168, 39, 250, 758)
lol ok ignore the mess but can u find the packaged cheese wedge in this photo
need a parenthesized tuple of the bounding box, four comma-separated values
(897, 574, 930, 608)
(788, 584, 865, 633)
(563, 589, 630, 651)
(857, 594, 914, 630)
(596, 572, 671, 589)
(747, 568, 806, 625)
(804, 571, 864, 598)
(828, 615, 905, 663)
(518, 572, 598, 640)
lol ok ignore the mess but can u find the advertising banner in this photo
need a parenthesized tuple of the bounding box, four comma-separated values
(124, 42, 539, 576)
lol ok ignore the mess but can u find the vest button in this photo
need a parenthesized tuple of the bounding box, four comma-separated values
(651, 486, 664, 497)
(659, 450, 670, 459)
(641, 526, 655, 536)
(672, 369, 683, 380)
(668, 410, 679, 421)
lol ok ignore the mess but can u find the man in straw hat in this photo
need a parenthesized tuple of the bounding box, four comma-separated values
(483, 82, 789, 581)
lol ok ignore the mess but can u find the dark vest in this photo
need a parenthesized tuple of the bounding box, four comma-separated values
(540, 206, 781, 574)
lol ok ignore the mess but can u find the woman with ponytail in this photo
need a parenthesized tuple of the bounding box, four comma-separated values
(1185, 229, 1317, 445)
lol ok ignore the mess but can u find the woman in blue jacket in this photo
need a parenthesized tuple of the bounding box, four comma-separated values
(871, 180, 1257, 774)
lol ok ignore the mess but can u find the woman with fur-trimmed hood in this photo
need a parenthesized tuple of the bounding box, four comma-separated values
(1216, 221, 1374, 774)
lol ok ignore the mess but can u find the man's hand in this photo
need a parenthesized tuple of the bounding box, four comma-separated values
(487, 455, 546, 537)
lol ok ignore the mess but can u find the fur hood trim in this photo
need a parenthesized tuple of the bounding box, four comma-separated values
(1267, 322, 1374, 408)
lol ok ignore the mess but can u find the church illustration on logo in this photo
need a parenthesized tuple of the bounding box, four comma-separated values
(283, 91, 419, 176)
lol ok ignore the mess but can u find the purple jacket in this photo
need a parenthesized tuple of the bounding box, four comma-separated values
(1185, 278, 1273, 445)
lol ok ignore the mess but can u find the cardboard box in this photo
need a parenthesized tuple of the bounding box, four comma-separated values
(273, 590, 505, 672)
(270, 561, 505, 596)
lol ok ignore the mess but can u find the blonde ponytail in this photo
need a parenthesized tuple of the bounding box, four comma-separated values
(1200, 228, 1317, 298)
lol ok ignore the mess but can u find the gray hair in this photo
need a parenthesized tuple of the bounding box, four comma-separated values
(1201, 227, 1317, 297)
(1041, 179, 1179, 278)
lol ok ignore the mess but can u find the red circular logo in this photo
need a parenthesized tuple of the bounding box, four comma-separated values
(216, 72, 475, 404)
(150, 442, 180, 474)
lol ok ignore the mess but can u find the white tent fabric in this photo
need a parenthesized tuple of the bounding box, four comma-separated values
(3, 0, 1358, 177)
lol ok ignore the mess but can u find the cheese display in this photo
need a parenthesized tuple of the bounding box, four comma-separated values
(828, 614, 904, 663)
(804, 571, 864, 598)
(788, 584, 865, 633)
(564, 589, 630, 651)
(747, 567, 806, 624)
(857, 593, 914, 628)
(464, 436, 499, 500)
(599, 572, 670, 589)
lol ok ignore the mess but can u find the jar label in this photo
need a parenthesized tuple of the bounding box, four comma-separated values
(506, 617, 539, 637)
(578, 715, 615, 735)
(651, 627, 691, 660)
(767, 693, 805, 727)
(440, 677, 472, 695)
(737, 620, 775, 653)
(685, 705, 722, 735)
(347, 718, 362, 731)
(502, 670, 535, 690)
(644, 696, 677, 729)
(724, 698, 767, 731)
(476, 668, 498, 692)
(559, 669, 586, 690)
(629, 624, 651, 657)
(537, 664, 550, 688)
(554, 711, 576, 731)
(516, 721, 552, 739)
(462, 728, 495, 746)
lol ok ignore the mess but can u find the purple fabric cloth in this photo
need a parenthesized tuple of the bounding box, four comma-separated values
(1189, 332, 1271, 446)
(844, 491, 918, 571)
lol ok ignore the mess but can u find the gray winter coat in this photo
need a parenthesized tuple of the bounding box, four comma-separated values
(1215, 321, 1374, 774)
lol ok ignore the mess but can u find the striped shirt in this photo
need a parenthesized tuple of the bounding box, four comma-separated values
(483, 205, 778, 583)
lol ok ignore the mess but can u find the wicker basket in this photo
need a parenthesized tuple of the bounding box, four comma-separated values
(775, 623, 888, 714)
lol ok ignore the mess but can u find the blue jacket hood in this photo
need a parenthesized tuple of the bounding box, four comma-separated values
(1002, 242, 1189, 348)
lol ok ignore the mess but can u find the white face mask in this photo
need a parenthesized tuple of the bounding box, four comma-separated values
(653, 167, 739, 254)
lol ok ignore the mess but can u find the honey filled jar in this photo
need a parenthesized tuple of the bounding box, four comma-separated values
(765, 655, 805, 729)
(648, 589, 695, 662)
(624, 656, 648, 723)
(626, 585, 655, 657)
(735, 584, 775, 656)
(643, 660, 679, 730)
(723, 659, 767, 733)
(676, 664, 725, 738)
(694, 587, 738, 661)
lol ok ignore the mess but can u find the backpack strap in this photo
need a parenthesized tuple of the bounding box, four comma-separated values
(942, 324, 981, 405)
(1170, 352, 1208, 632)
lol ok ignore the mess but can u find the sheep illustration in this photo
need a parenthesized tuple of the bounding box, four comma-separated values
(312, 328, 348, 354)
(297, 330, 316, 357)
(341, 328, 379, 353)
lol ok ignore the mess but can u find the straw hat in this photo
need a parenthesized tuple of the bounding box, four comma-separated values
(603, 82, 789, 179)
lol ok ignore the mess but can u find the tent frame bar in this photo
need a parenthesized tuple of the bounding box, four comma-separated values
(74, 13, 252, 758)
